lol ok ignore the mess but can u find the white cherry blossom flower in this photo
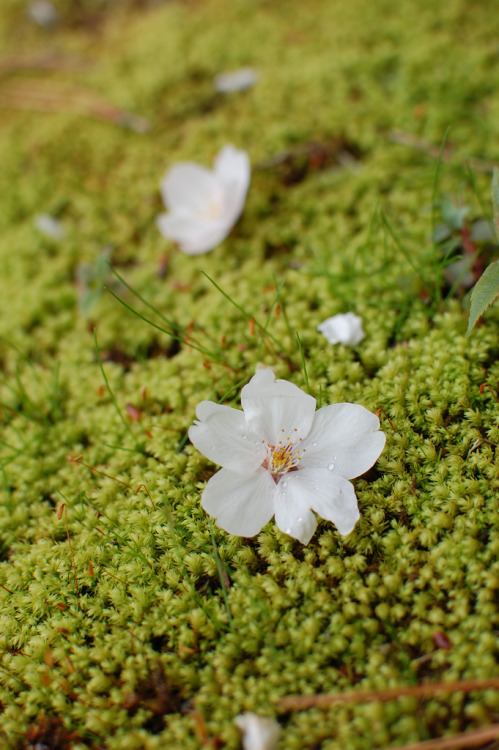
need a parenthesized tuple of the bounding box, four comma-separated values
(235, 712, 280, 750)
(214, 67, 259, 93)
(318, 312, 365, 346)
(157, 145, 250, 255)
(189, 369, 385, 544)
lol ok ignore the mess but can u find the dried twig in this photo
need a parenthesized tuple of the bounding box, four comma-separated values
(379, 724, 499, 750)
(278, 677, 499, 711)
(0, 52, 90, 73)
(0, 79, 149, 132)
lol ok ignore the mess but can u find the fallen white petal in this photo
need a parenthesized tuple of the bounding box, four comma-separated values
(300, 403, 386, 479)
(202, 468, 275, 537)
(214, 68, 259, 93)
(27, 0, 58, 26)
(235, 712, 280, 750)
(35, 214, 64, 239)
(318, 312, 365, 346)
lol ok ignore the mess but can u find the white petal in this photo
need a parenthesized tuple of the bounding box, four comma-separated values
(201, 468, 275, 537)
(286, 468, 360, 536)
(189, 402, 265, 473)
(156, 212, 230, 255)
(213, 145, 251, 226)
(214, 68, 259, 94)
(35, 214, 64, 239)
(300, 403, 386, 479)
(214, 145, 250, 194)
(235, 712, 280, 750)
(28, 0, 58, 27)
(241, 369, 316, 446)
(274, 478, 317, 544)
(160, 163, 224, 215)
(317, 313, 365, 346)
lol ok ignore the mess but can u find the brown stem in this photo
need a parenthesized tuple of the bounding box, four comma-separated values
(278, 677, 499, 711)
(379, 724, 499, 750)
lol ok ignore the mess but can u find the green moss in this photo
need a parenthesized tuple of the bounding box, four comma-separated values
(0, 0, 499, 747)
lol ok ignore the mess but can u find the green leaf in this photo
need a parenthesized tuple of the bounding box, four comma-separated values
(491, 167, 499, 242)
(467, 260, 499, 334)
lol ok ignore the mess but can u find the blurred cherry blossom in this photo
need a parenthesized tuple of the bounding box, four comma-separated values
(157, 145, 250, 255)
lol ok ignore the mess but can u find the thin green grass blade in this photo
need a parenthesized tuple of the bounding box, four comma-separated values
(201, 271, 285, 352)
(93, 330, 142, 450)
(296, 332, 310, 395)
(255, 280, 286, 361)
(465, 163, 495, 239)
(109, 266, 231, 363)
(208, 520, 233, 629)
(381, 213, 432, 293)
(272, 274, 294, 344)
(431, 127, 451, 241)
(109, 265, 183, 331)
(79, 492, 154, 570)
(105, 286, 233, 367)
(429, 127, 451, 302)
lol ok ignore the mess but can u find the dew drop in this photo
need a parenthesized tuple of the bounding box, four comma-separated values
(285, 527, 291, 534)
(297, 516, 303, 523)
(281, 481, 287, 488)
(241, 434, 247, 440)
(328, 463, 335, 471)
(312, 442, 317, 447)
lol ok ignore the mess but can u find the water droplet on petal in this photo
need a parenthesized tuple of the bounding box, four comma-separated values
(297, 516, 303, 523)
(285, 527, 291, 534)
(312, 442, 317, 447)
(328, 463, 335, 471)
(241, 434, 247, 440)
(281, 481, 287, 488)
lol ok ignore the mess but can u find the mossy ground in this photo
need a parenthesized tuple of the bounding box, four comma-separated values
(0, 0, 498, 748)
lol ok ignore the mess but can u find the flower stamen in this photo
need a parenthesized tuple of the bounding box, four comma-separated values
(261, 428, 303, 482)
